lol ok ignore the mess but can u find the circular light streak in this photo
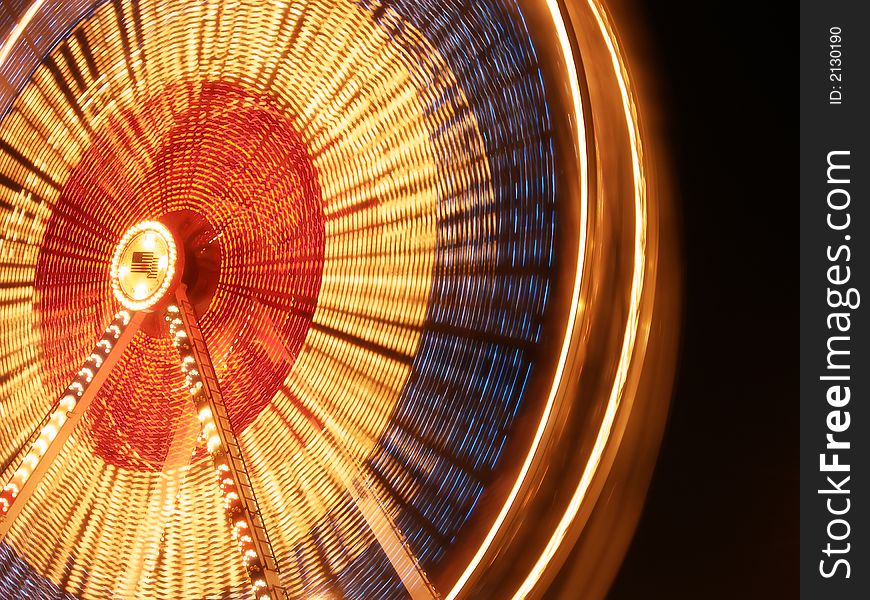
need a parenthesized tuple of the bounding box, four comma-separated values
(444, 0, 590, 594)
(511, 1, 649, 595)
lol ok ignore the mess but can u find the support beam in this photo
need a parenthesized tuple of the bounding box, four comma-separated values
(0, 309, 145, 540)
(305, 419, 440, 600)
(168, 286, 285, 600)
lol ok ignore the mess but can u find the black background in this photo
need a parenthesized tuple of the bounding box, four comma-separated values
(605, 2, 797, 597)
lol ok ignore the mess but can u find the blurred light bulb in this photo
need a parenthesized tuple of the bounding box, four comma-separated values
(59, 395, 76, 412)
(40, 423, 58, 440)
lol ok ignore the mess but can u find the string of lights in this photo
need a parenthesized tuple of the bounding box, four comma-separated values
(166, 298, 280, 600)
(0, 308, 142, 533)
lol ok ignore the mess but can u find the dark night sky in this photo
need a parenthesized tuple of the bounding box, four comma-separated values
(606, 2, 797, 598)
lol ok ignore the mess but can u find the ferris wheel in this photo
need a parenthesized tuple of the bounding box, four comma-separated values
(0, 0, 678, 598)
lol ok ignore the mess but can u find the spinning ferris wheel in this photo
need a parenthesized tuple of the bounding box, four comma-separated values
(0, 0, 678, 598)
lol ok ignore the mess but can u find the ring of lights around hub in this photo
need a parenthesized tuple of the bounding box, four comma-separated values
(110, 222, 178, 312)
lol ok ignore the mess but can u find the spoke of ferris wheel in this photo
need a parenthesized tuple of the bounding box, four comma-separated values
(232, 299, 438, 598)
(308, 428, 440, 600)
(167, 285, 286, 600)
(0, 309, 146, 541)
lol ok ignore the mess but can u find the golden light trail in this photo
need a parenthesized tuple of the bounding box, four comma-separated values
(511, 0, 649, 595)
(0, 0, 46, 69)
(444, 0, 591, 595)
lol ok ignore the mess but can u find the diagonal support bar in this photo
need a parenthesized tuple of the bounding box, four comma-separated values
(168, 286, 285, 600)
(314, 433, 439, 600)
(0, 309, 145, 540)
(295, 408, 440, 600)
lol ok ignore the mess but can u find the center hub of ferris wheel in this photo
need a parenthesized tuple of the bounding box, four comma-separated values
(110, 221, 181, 312)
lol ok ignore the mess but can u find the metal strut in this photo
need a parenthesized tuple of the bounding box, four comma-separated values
(167, 285, 285, 600)
(0, 309, 146, 540)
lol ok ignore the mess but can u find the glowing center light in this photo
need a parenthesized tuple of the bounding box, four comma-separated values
(110, 221, 178, 312)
